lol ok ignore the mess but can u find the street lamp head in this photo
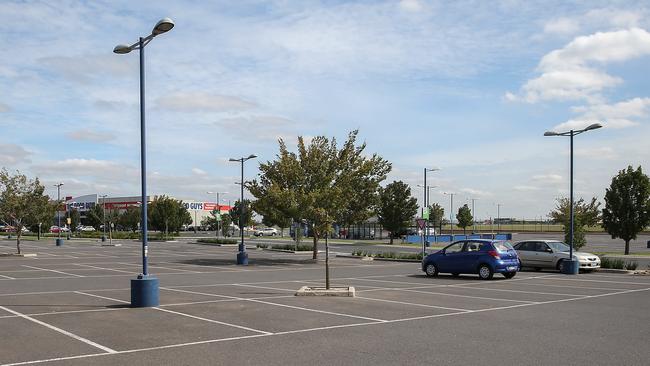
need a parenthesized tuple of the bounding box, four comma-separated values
(544, 131, 559, 136)
(247, 154, 258, 160)
(228, 158, 239, 162)
(584, 123, 603, 131)
(113, 44, 132, 54)
(152, 18, 174, 36)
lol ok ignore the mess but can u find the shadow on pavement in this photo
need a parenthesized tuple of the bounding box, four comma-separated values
(176, 258, 318, 267)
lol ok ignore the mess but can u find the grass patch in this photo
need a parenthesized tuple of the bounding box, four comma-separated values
(351, 250, 423, 261)
(197, 238, 238, 245)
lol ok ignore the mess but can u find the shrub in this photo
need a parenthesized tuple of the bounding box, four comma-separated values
(351, 250, 422, 260)
(257, 244, 313, 251)
(198, 238, 238, 245)
(600, 257, 625, 269)
(625, 261, 638, 270)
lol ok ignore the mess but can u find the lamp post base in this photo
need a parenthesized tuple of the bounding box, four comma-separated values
(131, 275, 159, 307)
(101, 236, 106, 242)
(236, 251, 248, 265)
(561, 259, 579, 275)
(55, 238, 64, 246)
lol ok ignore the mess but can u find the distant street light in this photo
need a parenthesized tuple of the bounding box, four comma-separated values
(544, 122, 602, 275)
(99, 195, 107, 242)
(443, 192, 455, 237)
(54, 183, 64, 246)
(229, 154, 257, 265)
(469, 197, 478, 233)
(114, 17, 174, 308)
(422, 168, 439, 256)
(207, 191, 228, 237)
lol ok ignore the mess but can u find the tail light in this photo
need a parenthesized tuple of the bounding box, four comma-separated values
(488, 250, 501, 260)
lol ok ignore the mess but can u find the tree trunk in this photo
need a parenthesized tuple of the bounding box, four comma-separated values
(312, 235, 319, 260)
(389, 234, 394, 245)
(625, 239, 630, 255)
(16, 232, 21, 255)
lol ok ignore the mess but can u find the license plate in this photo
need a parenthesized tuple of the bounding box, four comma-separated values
(507, 266, 517, 271)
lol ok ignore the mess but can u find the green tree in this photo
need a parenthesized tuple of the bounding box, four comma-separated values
(249, 130, 391, 259)
(221, 213, 233, 236)
(253, 199, 291, 236)
(229, 199, 253, 233)
(148, 195, 192, 239)
(85, 204, 104, 230)
(428, 203, 445, 232)
(602, 166, 650, 255)
(69, 208, 81, 232)
(201, 209, 220, 231)
(456, 204, 473, 235)
(119, 206, 141, 233)
(0, 169, 52, 254)
(550, 197, 601, 250)
(377, 181, 418, 244)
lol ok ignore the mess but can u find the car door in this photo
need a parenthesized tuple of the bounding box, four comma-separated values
(515, 241, 536, 267)
(459, 241, 482, 273)
(437, 241, 465, 273)
(534, 242, 555, 268)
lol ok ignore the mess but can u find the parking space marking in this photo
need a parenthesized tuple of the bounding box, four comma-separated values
(0, 274, 15, 279)
(162, 286, 388, 323)
(530, 276, 650, 286)
(72, 264, 135, 274)
(483, 281, 631, 292)
(21, 265, 85, 278)
(74, 291, 275, 335)
(368, 286, 535, 303)
(0, 305, 117, 354)
(448, 285, 585, 297)
(355, 296, 473, 312)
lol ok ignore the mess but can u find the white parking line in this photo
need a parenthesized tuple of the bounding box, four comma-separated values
(21, 265, 85, 278)
(355, 296, 472, 312)
(365, 287, 536, 304)
(72, 264, 135, 274)
(448, 285, 583, 297)
(0, 305, 117, 354)
(161, 286, 388, 323)
(0, 274, 15, 279)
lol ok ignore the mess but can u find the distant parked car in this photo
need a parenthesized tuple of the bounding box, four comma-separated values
(513, 240, 600, 272)
(254, 227, 278, 237)
(2, 226, 28, 233)
(79, 226, 96, 232)
(50, 226, 70, 233)
(422, 239, 520, 280)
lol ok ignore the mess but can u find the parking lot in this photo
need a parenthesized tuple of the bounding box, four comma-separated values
(1, 238, 649, 366)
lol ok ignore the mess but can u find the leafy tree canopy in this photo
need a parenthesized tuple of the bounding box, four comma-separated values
(377, 181, 418, 244)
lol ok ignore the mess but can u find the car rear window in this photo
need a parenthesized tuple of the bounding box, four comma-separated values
(493, 241, 514, 252)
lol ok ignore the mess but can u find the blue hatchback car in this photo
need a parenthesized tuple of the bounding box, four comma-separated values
(422, 239, 520, 280)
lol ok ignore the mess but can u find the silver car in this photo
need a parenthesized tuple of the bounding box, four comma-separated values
(513, 240, 601, 272)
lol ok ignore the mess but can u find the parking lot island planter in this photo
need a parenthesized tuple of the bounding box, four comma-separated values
(295, 286, 355, 297)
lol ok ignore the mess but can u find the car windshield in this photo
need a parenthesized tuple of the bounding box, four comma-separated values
(547, 241, 570, 252)
(493, 241, 514, 252)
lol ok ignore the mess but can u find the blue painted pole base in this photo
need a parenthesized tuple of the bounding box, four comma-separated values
(561, 259, 579, 275)
(131, 275, 160, 307)
(237, 251, 248, 265)
(55, 238, 64, 246)
(101, 236, 106, 242)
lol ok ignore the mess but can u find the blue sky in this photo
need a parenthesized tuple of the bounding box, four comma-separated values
(1, 0, 649, 221)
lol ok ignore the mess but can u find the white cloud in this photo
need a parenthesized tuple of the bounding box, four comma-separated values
(399, 0, 424, 13)
(31, 159, 138, 180)
(513, 185, 540, 191)
(0, 143, 31, 165)
(508, 28, 650, 103)
(460, 188, 490, 197)
(574, 146, 617, 160)
(66, 129, 116, 143)
(155, 92, 257, 112)
(553, 97, 650, 130)
(532, 174, 563, 184)
(191, 168, 207, 176)
(38, 55, 133, 83)
(544, 17, 580, 35)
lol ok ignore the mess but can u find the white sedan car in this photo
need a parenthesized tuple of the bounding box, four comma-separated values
(513, 240, 600, 272)
(254, 227, 278, 236)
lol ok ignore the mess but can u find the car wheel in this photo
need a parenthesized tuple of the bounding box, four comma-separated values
(557, 259, 565, 272)
(534, 267, 542, 271)
(503, 272, 516, 279)
(451, 273, 460, 277)
(478, 264, 493, 280)
(425, 263, 438, 277)
(272, 233, 277, 236)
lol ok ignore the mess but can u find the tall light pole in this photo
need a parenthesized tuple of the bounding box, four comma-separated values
(443, 192, 455, 237)
(469, 197, 478, 233)
(422, 168, 439, 256)
(544, 122, 602, 274)
(229, 154, 257, 265)
(207, 191, 228, 237)
(54, 183, 64, 246)
(99, 195, 107, 242)
(496, 203, 502, 233)
(114, 17, 174, 308)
